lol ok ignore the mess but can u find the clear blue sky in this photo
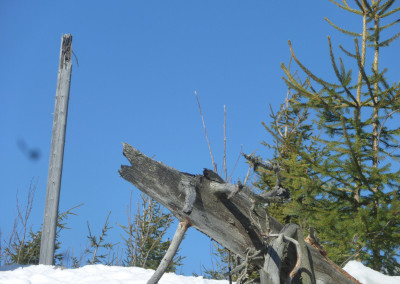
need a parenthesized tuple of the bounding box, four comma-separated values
(1, 0, 399, 276)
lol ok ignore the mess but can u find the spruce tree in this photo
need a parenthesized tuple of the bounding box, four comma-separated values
(119, 192, 183, 272)
(3, 205, 79, 266)
(86, 211, 115, 265)
(255, 0, 400, 275)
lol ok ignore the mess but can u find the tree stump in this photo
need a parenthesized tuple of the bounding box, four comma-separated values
(119, 143, 360, 284)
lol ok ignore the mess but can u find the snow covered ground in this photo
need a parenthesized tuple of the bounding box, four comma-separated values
(343, 261, 400, 284)
(0, 261, 399, 284)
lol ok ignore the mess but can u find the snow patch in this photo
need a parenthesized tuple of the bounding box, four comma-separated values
(343, 261, 400, 284)
(0, 261, 399, 284)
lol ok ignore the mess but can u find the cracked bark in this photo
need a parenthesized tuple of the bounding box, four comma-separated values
(119, 143, 360, 284)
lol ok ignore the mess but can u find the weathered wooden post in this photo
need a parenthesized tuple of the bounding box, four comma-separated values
(39, 34, 73, 265)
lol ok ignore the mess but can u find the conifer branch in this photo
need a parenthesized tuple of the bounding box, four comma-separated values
(300, 78, 344, 118)
(339, 45, 357, 58)
(282, 72, 313, 101)
(354, 38, 375, 102)
(306, 78, 317, 93)
(86, 211, 114, 265)
(379, 31, 400, 47)
(327, 0, 363, 14)
(307, 111, 366, 196)
(325, 17, 362, 37)
(372, 0, 384, 9)
(361, 0, 376, 15)
(354, 0, 365, 12)
(340, 211, 400, 267)
(282, 64, 329, 108)
(374, 70, 397, 108)
(375, 88, 392, 109)
(380, 5, 400, 17)
(328, 37, 358, 106)
(378, 19, 400, 31)
(376, 108, 400, 155)
(288, 41, 340, 88)
(58, 203, 84, 220)
(339, 116, 372, 192)
(377, 74, 400, 106)
(378, 0, 397, 16)
(274, 130, 357, 195)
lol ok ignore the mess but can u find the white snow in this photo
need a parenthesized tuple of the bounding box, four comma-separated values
(343, 261, 400, 284)
(0, 264, 227, 284)
(0, 261, 399, 284)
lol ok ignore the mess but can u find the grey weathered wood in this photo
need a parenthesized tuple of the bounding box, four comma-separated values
(262, 234, 286, 284)
(119, 144, 360, 283)
(265, 224, 315, 284)
(147, 220, 190, 284)
(119, 143, 279, 259)
(39, 34, 73, 265)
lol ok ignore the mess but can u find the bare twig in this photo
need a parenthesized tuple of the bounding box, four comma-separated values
(222, 105, 232, 284)
(223, 105, 228, 181)
(195, 91, 217, 172)
(242, 150, 256, 187)
(243, 164, 252, 186)
(228, 145, 243, 183)
(1, 218, 18, 265)
(16, 179, 37, 263)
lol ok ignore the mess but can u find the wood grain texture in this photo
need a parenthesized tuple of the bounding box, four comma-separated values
(120, 143, 359, 284)
(40, 34, 73, 265)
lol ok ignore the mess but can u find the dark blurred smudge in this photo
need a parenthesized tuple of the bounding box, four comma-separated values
(17, 138, 41, 162)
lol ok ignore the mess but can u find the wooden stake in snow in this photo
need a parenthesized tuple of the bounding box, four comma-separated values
(147, 220, 190, 284)
(39, 34, 73, 265)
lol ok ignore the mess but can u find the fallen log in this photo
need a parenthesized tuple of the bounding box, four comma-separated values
(119, 143, 360, 284)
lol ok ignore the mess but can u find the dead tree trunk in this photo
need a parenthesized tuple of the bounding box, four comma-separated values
(119, 143, 360, 284)
(40, 34, 73, 265)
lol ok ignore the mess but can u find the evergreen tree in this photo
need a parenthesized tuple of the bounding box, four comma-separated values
(86, 211, 116, 265)
(7, 229, 42, 265)
(255, 0, 400, 275)
(119, 192, 183, 272)
(200, 241, 240, 281)
(4, 205, 80, 265)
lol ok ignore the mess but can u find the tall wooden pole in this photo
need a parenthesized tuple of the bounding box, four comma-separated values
(39, 34, 73, 265)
